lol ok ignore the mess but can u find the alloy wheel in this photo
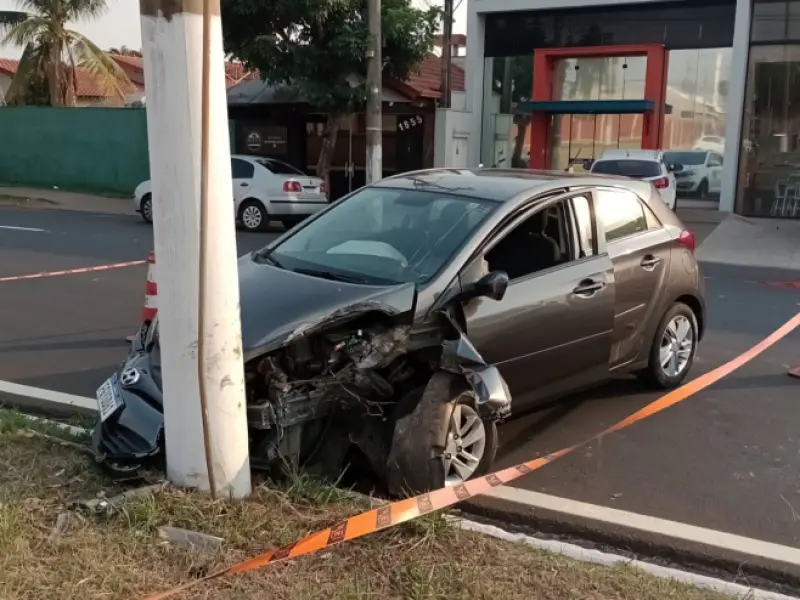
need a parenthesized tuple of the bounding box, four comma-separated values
(443, 403, 487, 486)
(242, 205, 263, 230)
(660, 315, 694, 378)
(142, 197, 153, 222)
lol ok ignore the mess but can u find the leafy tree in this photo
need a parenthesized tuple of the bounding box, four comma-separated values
(0, 0, 131, 106)
(221, 0, 441, 184)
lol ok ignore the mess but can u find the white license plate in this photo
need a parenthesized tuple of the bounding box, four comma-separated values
(96, 375, 124, 422)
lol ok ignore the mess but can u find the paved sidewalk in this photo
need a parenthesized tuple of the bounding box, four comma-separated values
(696, 213, 800, 271)
(0, 186, 132, 216)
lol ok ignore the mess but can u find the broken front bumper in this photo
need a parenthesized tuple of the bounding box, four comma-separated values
(91, 352, 164, 472)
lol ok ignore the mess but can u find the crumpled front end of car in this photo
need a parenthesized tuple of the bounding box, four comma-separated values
(91, 305, 511, 481)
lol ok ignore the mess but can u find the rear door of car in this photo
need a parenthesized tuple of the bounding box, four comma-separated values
(463, 191, 616, 408)
(231, 157, 256, 204)
(594, 186, 672, 371)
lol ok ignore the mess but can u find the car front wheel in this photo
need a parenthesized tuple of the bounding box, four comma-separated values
(386, 374, 498, 496)
(638, 302, 699, 389)
(140, 194, 153, 224)
(238, 199, 268, 232)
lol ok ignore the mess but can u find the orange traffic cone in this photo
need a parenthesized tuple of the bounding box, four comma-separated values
(127, 250, 157, 343)
(790, 366, 800, 379)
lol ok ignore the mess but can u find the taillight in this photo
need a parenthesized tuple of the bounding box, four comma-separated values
(653, 177, 670, 189)
(320, 180, 328, 196)
(283, 180, 302, 193)
(677, 229, 696, 253)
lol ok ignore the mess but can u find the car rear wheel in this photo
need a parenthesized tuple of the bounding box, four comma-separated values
(638, 302, 698, 389)
(140, 194, 153, 224)
(386, 374, 498, 496)
(239, 199, 268, 232)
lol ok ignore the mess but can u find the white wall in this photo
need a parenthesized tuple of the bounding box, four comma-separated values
(435, 108, 472, 168)
(720, 0, 752, 213)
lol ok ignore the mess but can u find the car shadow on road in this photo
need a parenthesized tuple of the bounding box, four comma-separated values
(496, 378, 653, 464)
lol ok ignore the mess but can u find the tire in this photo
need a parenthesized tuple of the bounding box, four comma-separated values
(238, 199, 268, 232)
(638, 302, 699, 390)
(140, 194, 153, 224)
(386, 373, 498, 496)
(697, 179, 709, 200)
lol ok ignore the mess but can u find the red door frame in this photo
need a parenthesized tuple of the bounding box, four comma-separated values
(528, 44, 668, 169)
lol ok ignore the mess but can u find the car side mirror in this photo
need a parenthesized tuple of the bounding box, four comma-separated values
(462, 271, 509, 303)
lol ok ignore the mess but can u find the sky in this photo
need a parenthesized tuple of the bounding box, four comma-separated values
(0, 0, 469, 59)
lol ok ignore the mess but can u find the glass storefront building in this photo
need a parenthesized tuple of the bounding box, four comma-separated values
(465, 0, 800, 218)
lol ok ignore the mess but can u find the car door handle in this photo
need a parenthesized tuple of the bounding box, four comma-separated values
(640, 255, 661, 270)
(240, 182, 249, 187)
(572, 279, 605, 297)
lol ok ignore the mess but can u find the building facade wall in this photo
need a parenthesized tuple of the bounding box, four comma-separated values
(466, 0, 750, 214)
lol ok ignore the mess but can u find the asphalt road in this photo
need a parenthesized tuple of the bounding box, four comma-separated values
(1, 205, 799, 561)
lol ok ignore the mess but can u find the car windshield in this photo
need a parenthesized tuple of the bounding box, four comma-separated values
(255, 158, 305, 176)
(256, 187, 496, 285)
(591, 159, 662, 178)
(664, 151, 707, 166)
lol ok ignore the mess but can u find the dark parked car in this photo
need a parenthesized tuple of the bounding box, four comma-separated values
(93, 168, 705, 495)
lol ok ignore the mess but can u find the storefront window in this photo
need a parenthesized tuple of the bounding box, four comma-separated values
(737, 44, 800, 218)
(552, 57, 646, 101)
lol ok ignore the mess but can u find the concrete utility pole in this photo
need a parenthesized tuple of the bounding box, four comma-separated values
(365, 0, 383, 184)
(138, 0, 251, 499)
(440, 0, 453, 109)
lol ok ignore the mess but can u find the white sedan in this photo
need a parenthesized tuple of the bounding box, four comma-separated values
(133, 155, 329, 231)
(589, 149, 677, 210)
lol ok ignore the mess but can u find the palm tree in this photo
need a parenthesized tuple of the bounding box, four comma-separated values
(0, 0, 132, 106)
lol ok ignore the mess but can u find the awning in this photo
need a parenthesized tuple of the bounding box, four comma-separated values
(515, 99, 656, 115)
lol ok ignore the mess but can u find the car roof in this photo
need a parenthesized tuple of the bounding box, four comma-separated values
(374, 168, 654, 203)
(595, 149, 663, 162)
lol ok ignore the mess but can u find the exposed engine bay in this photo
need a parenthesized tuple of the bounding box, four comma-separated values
(243, 311, 510, 484)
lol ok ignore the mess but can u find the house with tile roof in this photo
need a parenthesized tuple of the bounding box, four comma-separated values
(0, 57, 141, 106)
(226, 52, 466, 199)
(107, 54, 260, 106)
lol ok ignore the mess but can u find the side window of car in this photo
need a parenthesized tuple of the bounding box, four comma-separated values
(595, 189, 648, 243)
(484, 198, 576, 282)
(708, 153, 723, 167)
(231, 158, 255, 179)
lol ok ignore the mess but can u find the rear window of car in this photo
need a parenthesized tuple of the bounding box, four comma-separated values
(256, 158, 305, 176)
(591, 160, 662, 178)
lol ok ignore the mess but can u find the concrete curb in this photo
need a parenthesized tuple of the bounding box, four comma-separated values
(454, 517, 799, 600)
(0, 381, 97, 419)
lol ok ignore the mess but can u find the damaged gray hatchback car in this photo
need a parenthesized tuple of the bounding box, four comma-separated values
(93, 168, 705, 494)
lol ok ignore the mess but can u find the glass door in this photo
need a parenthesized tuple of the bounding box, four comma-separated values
(547, 113, 643, 172)
(737, 44, 800, 218)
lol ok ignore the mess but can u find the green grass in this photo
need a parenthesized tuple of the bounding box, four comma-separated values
(0, 408, 733, 600)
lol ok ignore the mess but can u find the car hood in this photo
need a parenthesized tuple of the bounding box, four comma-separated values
(238, 255, 417, 360)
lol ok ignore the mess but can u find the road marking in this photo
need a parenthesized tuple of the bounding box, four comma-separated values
(0, 224, 47, 232)
(486, 486, 800, 567)
(0, 380, 97, 413)
(0, 259, 145, 283)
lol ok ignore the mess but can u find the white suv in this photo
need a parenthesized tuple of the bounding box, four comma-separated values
(663, 150, 723, 200)
(589, 149, 677, 209)
(133, 155, 328, 231)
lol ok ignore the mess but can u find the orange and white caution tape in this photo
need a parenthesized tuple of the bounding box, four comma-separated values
(144, 312, 800, 600)
(0, 260, 145, 283)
